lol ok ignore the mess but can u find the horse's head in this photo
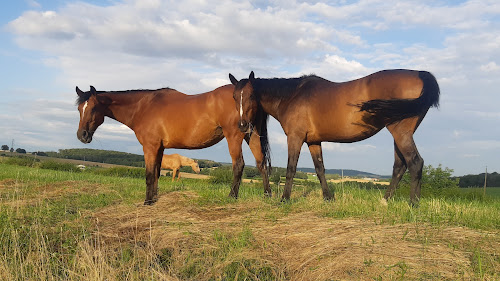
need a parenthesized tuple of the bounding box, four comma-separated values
(229, 71, 257, 133)
(192, 162, 201, 174)
(75, 86, 111, 143)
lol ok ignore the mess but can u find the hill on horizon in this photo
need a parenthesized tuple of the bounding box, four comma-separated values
(296, 167, 390, 179)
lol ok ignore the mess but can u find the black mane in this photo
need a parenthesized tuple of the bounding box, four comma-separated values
(75, 87, 173, 105)
(253, 75, 320, 99)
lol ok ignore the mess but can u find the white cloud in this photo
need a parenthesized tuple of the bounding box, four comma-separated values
(4, 0, 500, 175)
(480, 61, 500, 72)
(26, 0, 41, 8)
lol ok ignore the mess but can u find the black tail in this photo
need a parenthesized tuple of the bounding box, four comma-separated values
(360, 71, 440, 124)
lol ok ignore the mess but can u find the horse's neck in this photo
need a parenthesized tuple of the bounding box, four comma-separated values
(104, 93, 149, 128)
(180, 156, 193, 166)
(258, 94, 282, 120)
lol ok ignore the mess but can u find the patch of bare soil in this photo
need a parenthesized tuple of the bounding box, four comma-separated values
(0, 180, 113, 207)
(160, 171, 210, 180)
(94, 191, 498, 280)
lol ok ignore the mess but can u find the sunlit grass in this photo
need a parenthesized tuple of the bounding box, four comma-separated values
(0, 162, 499, 280)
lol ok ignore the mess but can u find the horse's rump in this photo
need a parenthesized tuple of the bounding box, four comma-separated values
(359, 71, 440, 125)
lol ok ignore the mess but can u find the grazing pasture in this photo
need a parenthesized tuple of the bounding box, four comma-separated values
(0, 160, 499, 280)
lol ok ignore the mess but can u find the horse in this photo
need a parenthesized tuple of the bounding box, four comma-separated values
(75, 84, 271, 205)
(229, 69, 440, 206)
(161, 153, 200, 182)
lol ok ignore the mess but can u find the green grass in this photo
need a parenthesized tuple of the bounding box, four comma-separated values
(464, 187, 500, 198)
(0, 161, 499, 280)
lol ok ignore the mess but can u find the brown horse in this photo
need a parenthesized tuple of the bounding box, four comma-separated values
(229, 69, 440, 206)
(161, 153, 200, 182)
(75, 85, 271, 205)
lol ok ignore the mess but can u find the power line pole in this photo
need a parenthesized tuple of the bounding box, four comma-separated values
(483, 166, 487, 197)
(341, 168, 344, 191)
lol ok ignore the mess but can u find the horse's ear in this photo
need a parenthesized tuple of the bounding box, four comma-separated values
(229, 73, 238, 86)
(76, 86, 84, 96)
(90, 85, 97, 95)
(249, 71, 255, 82)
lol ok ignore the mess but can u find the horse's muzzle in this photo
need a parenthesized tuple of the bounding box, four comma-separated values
(238, 120, 249, 133)
(77, 130, 93, 143)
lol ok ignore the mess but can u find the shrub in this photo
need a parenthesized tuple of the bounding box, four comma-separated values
(39, 161, 81, 172)
(397, 164, 462, 199)
(209, 167, 233, 185)
(4, 156, 40, 167)
(90, 166, 145, 178)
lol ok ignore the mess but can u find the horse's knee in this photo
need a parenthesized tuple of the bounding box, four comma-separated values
(408, 155, 423, 177)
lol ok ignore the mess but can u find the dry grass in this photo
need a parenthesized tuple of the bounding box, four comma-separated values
(92, 191, 499, 280)
(1, 162, 499, 280)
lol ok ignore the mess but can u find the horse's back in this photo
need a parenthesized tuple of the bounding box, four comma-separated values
(161, 154, 181, 169)
(284, 69, 427, 143)
(138, 86, 236, 149)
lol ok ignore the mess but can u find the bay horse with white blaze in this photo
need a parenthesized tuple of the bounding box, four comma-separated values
(229, 69, 439, 206)
(76, 85, 271, 205)
(161, 154, 200, 182)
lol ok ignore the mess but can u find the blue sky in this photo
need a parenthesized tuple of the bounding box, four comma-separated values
(1, 0, 499, 176)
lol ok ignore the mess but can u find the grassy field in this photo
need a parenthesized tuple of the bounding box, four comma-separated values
(0, 161, 499, 280)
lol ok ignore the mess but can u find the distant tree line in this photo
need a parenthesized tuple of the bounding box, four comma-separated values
(42, 148, 222, 169)
(458, 172, 500, 188)
(1, 144, 26, 153)
(45, 148, 146, 167)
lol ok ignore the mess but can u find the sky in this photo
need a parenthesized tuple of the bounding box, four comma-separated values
(0, 0, 499, 176)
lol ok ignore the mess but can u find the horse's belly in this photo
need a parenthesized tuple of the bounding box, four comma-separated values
(162, 126, 224, 149)
(308, 125, 382, 144)
(307, 109, 384, 143)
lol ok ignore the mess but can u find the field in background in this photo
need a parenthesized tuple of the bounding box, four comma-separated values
(0, 161, 499, 280)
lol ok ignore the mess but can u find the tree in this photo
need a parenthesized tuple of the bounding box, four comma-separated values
(244, 167, 260, 178)
(15, 148, 27, 154)
(1, 145, 8, 151)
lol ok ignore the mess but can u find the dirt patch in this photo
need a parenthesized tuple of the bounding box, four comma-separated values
(0, 179, 20, 188)
(93, 191, 498, 280)
(160, 171, 210, 180)
(0, 180, 113, 207)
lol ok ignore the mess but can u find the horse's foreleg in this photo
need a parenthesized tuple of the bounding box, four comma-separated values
(171, 168, 177, 182)
(308, 143, 333, 201)
(282, 136, 303, 201)
(384, 142, 407, 200)
(227, 134, 245, 198)
(143, 143, 163, 205)
(246, 133, 271, 197)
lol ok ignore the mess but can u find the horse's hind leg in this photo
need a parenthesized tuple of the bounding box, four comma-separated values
(246, 133, 271, 197)
(387, 118, 424, 206)
(384, 142, 407, 200)
(308, 143, 333, 200)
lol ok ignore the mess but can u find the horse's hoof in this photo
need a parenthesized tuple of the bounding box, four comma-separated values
(380, 198, 388, 206)
(228, 192, 238, 199)
(144, 198, 157, 205)
(323, 194, 335, 201)
(264, 191, 272, 197)
(280, 197, 290, 203)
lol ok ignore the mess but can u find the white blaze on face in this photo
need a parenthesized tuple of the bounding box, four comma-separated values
(239, 90, 243, 118)
(82, 101, 88, 118)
